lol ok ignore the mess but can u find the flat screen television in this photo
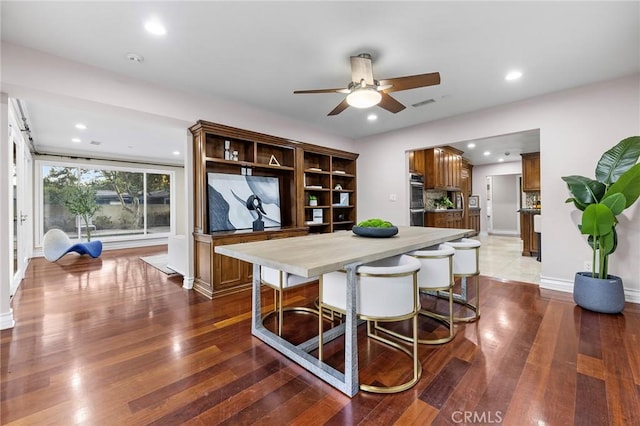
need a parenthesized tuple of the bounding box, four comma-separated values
(207, 173, 281, 232)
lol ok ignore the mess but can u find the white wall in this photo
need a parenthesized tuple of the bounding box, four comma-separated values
(356, 74, 640, 301)
(472, 161, 522, 234)
(490, 174, 519, 235)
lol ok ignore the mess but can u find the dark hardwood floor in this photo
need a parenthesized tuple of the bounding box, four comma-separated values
(2, 246, 639, 425)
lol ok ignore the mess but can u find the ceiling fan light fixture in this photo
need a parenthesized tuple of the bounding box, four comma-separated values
(346, 88, 382, 109)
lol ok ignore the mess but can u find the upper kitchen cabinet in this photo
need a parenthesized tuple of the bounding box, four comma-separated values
(408, 150, 426, 175)
(521, 152, 541, 192)
(424, 146, 463, 190)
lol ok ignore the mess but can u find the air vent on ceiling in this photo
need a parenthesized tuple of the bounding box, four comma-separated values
(412, 98, 436, 108)
(90, 140, 102, 146)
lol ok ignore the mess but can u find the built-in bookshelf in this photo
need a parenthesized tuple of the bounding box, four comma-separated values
(190, 120, 358, 298)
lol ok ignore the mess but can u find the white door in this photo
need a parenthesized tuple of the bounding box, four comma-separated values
(10, 113, 32, 296)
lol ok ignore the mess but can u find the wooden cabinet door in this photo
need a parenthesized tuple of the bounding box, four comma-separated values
(522, 153, 541, 192)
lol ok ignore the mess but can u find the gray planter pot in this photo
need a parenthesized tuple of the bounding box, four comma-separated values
(573, 272, 625, 314)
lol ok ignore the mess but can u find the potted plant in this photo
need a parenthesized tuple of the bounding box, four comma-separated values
(63, 184, 101, 241)
(309, 195, 318, 206)
(561, 136, 640, 313)
(435, 195, 454, 210)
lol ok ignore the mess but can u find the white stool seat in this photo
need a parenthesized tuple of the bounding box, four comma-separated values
(261, 266, 319, 336)
(443, 238, 481, 322)
(319, 254, 422, 394)
(377, 245, 456, 345)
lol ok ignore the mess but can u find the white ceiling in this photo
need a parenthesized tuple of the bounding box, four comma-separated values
(2, 1, 639, 165)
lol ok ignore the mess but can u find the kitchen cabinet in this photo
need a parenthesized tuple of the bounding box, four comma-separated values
(425, 210, 463, 229)
(521, 152, 540, 192)
(461, 159, 474, 231)
(469, 208, 481, 234)
(424, 146, 463, 191)
(409, 149, 426, 175)
(520, 210, 540, 257)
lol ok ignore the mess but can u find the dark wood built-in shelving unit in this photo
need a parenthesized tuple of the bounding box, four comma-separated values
(190, 120, 358, 298)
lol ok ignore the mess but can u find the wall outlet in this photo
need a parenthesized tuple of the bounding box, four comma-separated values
(389, 194, 397, 201)
(583, 261, 592, 271)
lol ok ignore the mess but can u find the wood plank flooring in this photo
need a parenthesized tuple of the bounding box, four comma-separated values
(2, 246, 639, 425)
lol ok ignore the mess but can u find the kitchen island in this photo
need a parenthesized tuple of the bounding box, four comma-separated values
(519, 208, 541, 257)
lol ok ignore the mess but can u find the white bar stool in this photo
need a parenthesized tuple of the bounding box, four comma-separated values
(261, 267, 319, 336)
(377, 244, 456, 345)
(318, 254, 422, 394)
(443, 238, 481, 322)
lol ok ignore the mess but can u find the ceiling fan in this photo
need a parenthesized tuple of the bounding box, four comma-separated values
(294, 53, 440, 116)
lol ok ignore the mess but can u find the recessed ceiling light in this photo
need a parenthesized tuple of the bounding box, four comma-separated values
(126, 53, 144, 63)
(367, 114, 377, 121)
(71, 138, 81, 143)
(172, 150, 180, 156)
(505, 70, 523, 81)
(498, 158, 505, 162)
(144, 21, 167, 36)
(467, 143, 476, 149)
(483, 151, 491, 156)
(75, 123, 87, 130)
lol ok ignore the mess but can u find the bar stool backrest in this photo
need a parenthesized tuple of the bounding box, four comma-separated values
(444, 238, 481, 276)
(410, 244, 455, 289)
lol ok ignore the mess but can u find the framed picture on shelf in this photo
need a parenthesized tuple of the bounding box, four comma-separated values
(207, 173, 281, 232)
(468, 195, 480, 209)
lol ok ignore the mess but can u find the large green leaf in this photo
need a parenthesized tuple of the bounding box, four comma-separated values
(561, 175, 606, 209)
(604, 163, 640, 208)
(600, 193, 626, 216)
(581, 203, 614, 237)
(595, 136, 640, 185)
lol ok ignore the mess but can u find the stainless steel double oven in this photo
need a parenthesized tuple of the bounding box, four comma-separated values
(409, 173, 424, 226)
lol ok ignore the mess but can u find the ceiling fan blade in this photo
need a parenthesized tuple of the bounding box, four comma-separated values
(328, 99, 350, 116)
(294, 88, 346, 94)
(350, 55, 374, 85)
(378, 93, 406, 113)
(379, 72, 441, 93)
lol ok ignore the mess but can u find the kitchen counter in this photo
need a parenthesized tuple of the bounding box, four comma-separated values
(424, 208, 463, 213)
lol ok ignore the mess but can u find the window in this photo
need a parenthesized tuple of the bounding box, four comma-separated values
(40, 161, 173, 242)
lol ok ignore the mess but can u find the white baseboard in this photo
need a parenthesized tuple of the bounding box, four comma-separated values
(0, 309, 15, 330)
(182, 276, 194, 290)
(541, 275, 640, 304)
(488, 230, 520, 236)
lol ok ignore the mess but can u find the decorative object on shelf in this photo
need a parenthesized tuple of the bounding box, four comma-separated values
(207, 173, 281, 232)
(269, 154, 280, 166)
(434, 195, 454, 210)
(468, 195, 479, 208)
(561, 136, 640, 314)
(334, 183, 342, 190)
(334, 170, 346, 174)
(224, 140, 231, 160)
(312, 209, 323, 223)
(246, 194, 267, 231)
(352, 218, 399, 238)
(337, 213, 345, 221)
(309, 195, 318, 206)
(232, 150, 239, 161)
(339, 192, 349, 206)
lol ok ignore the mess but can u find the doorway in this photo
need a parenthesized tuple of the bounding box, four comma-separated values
(10, 101, 33, 296)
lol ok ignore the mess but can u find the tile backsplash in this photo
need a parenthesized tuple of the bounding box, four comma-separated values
(425, 190, 447, 210)
(525, 191, 541, 208)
